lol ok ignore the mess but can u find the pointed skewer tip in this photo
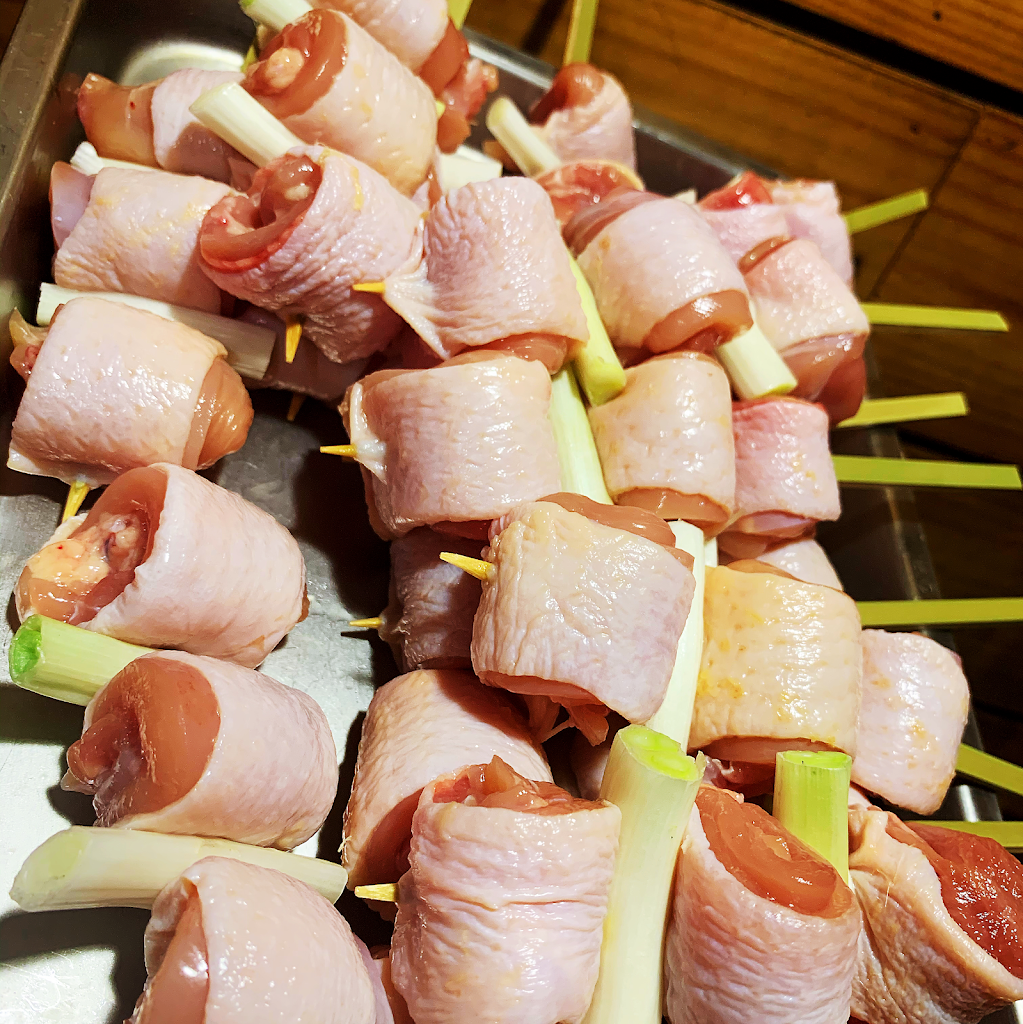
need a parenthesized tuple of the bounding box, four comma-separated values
(349, 617, 384, 629)
(440, 552, 495, 581)
(62, 480, 90, 523)
(319, 444, 357, 458)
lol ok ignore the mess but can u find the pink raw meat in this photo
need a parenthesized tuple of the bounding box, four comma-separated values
(852, 630, 969, 814)
(49, 162, 94, 248)
(342, 668, 550, 887)
(849, 808, 1023, 1023)
(588, 351, 735, 529)
(472, 500, 695, 737)
(151, 69, 256, 183)
(17, 463, 306, 668)
(246, 11, 435, 195)
(665, 792, 860, 1024)
(64, 651, 336, 848)
(357, 942, 414, 1024)
(379, 528, 483, 671)
(390, 761, 620, 1024)
(700, 203, 790, 264)
(690, 563, 863, 762)
(199, 146, 421, 364)
(133, 857, 374, 1023)
(9, 297, 249, 487)
(769, 178, 854, 285)
(55, 166, 231, 313)
(382, 178, 587, 363)
(721, 397, 840, 558)
(751, 537, 843, 589)
(342, 354, 562, 538)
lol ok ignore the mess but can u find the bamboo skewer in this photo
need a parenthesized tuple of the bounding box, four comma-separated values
(354, 882, 398, 902)
(843, 189, 929, 233)
(564, 0, 600, 66)
(836, 392, 968, 428)
(856, 598, 1023, 628)
(863, 303, 1009, 331)
(320, 444, 357, 458)
(286, 393, 306, 421)
(448, 0, 474, 30)
(956, 744, 1023, 799)
(832, 455, 1021, 490)
(62, 480, 90, 523)
(349, 617, 384, 629)
(440, 552, 495, 581)
(284, 315, 303, 363)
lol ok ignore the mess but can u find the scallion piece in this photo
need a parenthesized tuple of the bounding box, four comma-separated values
(583, 726, 704, 1024)
(241, 0, 311, 32)
(773, 750, 852, 883)
(8, 616, 149, 706)
(549, 365, 613, 504)
(10, 826, 348, 910)
(716, 319, 797, 400)
(69, 141, 152, 177)
(485, 97, 560, 178)
(644, 520, 706, 745)
(569, 256, 627, 407)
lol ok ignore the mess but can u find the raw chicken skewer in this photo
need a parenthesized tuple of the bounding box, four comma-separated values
(8, 297, 252, 492)
(16, 462, 307, 668)
(739, 536, 843, 589)
(341, 668, 551, 890)
(62, 650, 337, 849)
(390, 757, 620, 1024)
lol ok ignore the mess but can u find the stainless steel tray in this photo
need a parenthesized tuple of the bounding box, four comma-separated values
(0, 3, 1008, 1021)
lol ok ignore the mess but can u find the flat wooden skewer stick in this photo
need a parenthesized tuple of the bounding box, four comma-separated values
(286, 393, 305, 421)
(440, 552, 495, 581)
(863, 303, 1009, 331)
(353, 281, 386, 294)
(284, 315, 303, 363)
(320, 444, 357, 458)
(349, 617, 384, 629)
(909, 820, 1023, 853)
(448, 0, 474, 30)
(564, 0, 600, 65)
(956, 744, 1023, 798)
(832, 455, 1021, 490)
(62, 481, 90, 523)
(836, 392, 968, 429)
(843, 189, 929, 233)
(856, 597, 1023, 628)
(354, 882, 398, 902)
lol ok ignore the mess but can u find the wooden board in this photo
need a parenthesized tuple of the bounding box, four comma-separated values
(785, 0, 1023, 95)
(466, 0, 979, 293)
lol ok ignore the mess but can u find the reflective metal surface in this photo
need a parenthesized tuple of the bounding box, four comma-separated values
(0, 2, 1011, 1021)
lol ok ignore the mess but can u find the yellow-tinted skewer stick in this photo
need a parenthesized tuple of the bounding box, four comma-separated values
(956, 744, 1023, 799)
(284, 315, 303, 363)
(832, 455, 1021, 490)
(564, 0, 600, 65)
(908, 820, 1023, 853)
(63, 480, 90, 523)
(856, 597, 1023, 628)
(353, 281, 386, 294)
(286, 393, 305, 422)
(843, 189, 929, 233)
(354, 882, 398, 902)
(440, 552, 495, 581)
(320, 444, 357, 458)
(349, 617, 384, 629)
(836, 392, 968, 428)
(863, 303, 1009, 331)
(448, 0, 474, 30)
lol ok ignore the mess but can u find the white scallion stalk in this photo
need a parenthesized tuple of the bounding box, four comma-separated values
(569, 256, 627, 407)
(644, 520, 706, 745)
(773, 750, 853, 883)
(549, 365, 613, 504)
(190, 82, 303, 168)
(485, 97, 560, 177)
(716, 319, 797, 400)
(37, 284, 276, 380)
(69, 141, 154, 177)
(10, 826, 348, 910)
(241, 0, 312, 32)
(674, 188, 697, 204)
(436, 146, 503, 192)
(583, 726, 704, 1024)
(704, 536, 718, 567)
(8, 616, 149, 706)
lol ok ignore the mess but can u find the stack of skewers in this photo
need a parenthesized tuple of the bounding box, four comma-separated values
(4, 0, 1023, 1022)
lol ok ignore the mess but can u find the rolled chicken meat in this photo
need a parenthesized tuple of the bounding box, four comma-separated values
(689, 563, 862, 761)
(528, 63, 636, 169)
(54, 166, 231, 313)
(132, 857, 374, 1024)
(472, 497, 695, 741)
(769, 178, 854, 285)
(749, 537, 843, 589)
(566, 189, 753, 363)
(382, 178, 587, 369)
(8, 297, 251, 487)
(379, 528, 482, 671)
(665, 786, 860, 1024)
(390, 758, 620, 1024)
(342, 668, 551, 888)
(16, 463, 306, 668)
(720, 397, 840, 559)
(342, 353, 562, 539)
(199, 146, 421, 364)
(587, 351, 735, 529)
(849, 808, 1023, 1023)
(852, 630, 969, 814)
(244, 11, 436, 195)
(63, 651, 336, 848)
(77, 70, 255, 185)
